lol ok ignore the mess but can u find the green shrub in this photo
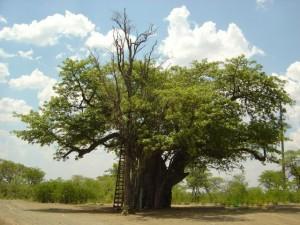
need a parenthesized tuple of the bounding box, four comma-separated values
(34, 176, 115, 204)
(172, 184, 192, 204)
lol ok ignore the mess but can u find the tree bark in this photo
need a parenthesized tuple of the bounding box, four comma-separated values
(132, 150, 189, 209)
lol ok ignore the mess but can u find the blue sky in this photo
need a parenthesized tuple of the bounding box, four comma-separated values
(0, 0, 299, 185)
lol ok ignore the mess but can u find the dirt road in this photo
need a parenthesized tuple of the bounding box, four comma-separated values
(0, 200, 299, 225)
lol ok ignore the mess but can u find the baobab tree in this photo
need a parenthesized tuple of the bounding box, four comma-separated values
(14, 11, 292, 211)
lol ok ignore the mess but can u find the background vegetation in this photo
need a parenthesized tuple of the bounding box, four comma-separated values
(1, 153, 299, 206)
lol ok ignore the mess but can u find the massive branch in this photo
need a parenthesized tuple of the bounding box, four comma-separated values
(62, 132, 120, 159)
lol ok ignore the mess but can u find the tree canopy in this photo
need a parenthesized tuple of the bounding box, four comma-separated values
(15, 56, 292, 165)
(0, 159, 45, 185)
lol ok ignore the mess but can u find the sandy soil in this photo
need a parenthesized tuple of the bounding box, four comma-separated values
(0, 200, 299, 225)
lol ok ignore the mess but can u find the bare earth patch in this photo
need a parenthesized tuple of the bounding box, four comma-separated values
(0, 200, 299, 225)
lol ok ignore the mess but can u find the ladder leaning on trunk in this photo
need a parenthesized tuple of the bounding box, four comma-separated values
(113, 148, 125, 209)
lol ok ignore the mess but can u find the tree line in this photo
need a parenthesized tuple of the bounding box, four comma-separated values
(176, 150, 300, 206)
(1, 157, 299, 206)
(0, 159, 115, 203)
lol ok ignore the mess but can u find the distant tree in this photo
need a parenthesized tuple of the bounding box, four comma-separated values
(186, 167, 208, 200)
(225, 174, 248, 205)
(0, 160, 19, 184)
(209, 177, 225, 193)
(259, 170, 284, 190)
(0, 159, 44, 185)
(104, 163, 118, 177)
(186, 166, 224, 201)
(23, 167, 45, 185)
(285, 150, 300, 190)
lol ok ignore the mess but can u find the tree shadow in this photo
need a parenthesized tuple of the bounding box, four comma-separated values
(26, 204, 300, 223)
(137, 205, 300, 220)
(27, 206, 117, 215)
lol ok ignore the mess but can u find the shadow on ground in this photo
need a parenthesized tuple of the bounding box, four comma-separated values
(27, 204, 300, 223)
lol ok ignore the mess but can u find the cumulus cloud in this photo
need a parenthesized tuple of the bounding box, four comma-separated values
(85, 29, 136, 53)
(0, 16, 7, 24)
(286, 128, 300, 150)
(0, 97, 32, 122)
(0, 11, 95, 46)
(0, 63, 9, 82)
(8, 69, 57, 105)
(85, 30, 115, 51)
(37, 81, 57, 105)
(273, 62, 300, 110)
(0, 48, 14, 58)
(0, 48, 38, 60)
(159, 6, 264, 66)
(9, 68, 54, 89)
(273, 61, 300, 149)
(17, 49, 34, 60)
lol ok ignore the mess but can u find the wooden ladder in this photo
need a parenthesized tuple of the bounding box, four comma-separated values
(113, 148, 125, 209)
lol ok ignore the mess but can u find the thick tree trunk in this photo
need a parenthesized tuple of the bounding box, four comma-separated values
(132, 150, 189, 209)
(123, 149, 133, 211)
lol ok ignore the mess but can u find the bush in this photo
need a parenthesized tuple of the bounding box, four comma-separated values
(0, 183, 33, 199)
(172, 184, 192, 204)
(34, 176, 115, 204)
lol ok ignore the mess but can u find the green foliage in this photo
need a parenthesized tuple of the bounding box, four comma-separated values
(0, 159, 115, 204)
(34, 175, 115, 204)
(172, 171, 300, 206)
(172, 183, 191, 204)
(1, 159, 300, 206)
(14, 55, 292, 169)
(96, 175, 115, 202)
(185, 166, 225, 201)
(224, 174, 248, 206)
(246, 187, 265, 205)
(0, 159, 45, 185)
(285, 150, 300, 190)
(259, 170, 284, 190)
(12, 14, 294, 209)
(0, 159, 45, 199)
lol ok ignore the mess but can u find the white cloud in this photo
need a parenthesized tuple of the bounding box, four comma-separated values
(0, 48, 38, 60)
(256, 0, 273, 8)
(273, 62, 300, 109)
(0, 48, 14, 58)
(8, 69, 57, 105)
(0, 11, 95, 46)
(159, 6, 264, 66)
(273, 61, 300, 149)
(0, 63, 9, 82)
(0, 16, 7, 24)
(37, 81, 57, 105)
(286, 128, 300, 150)
(56, 52, 65, 60)
(85, 29, 136, 53)
(9, 68, 53, 89)
(0, 97, 31, 122)
(85, 30, 115, 51)
(17, 49, 34, 60)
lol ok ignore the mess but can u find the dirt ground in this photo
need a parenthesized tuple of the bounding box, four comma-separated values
(0, 200, 300, 225)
